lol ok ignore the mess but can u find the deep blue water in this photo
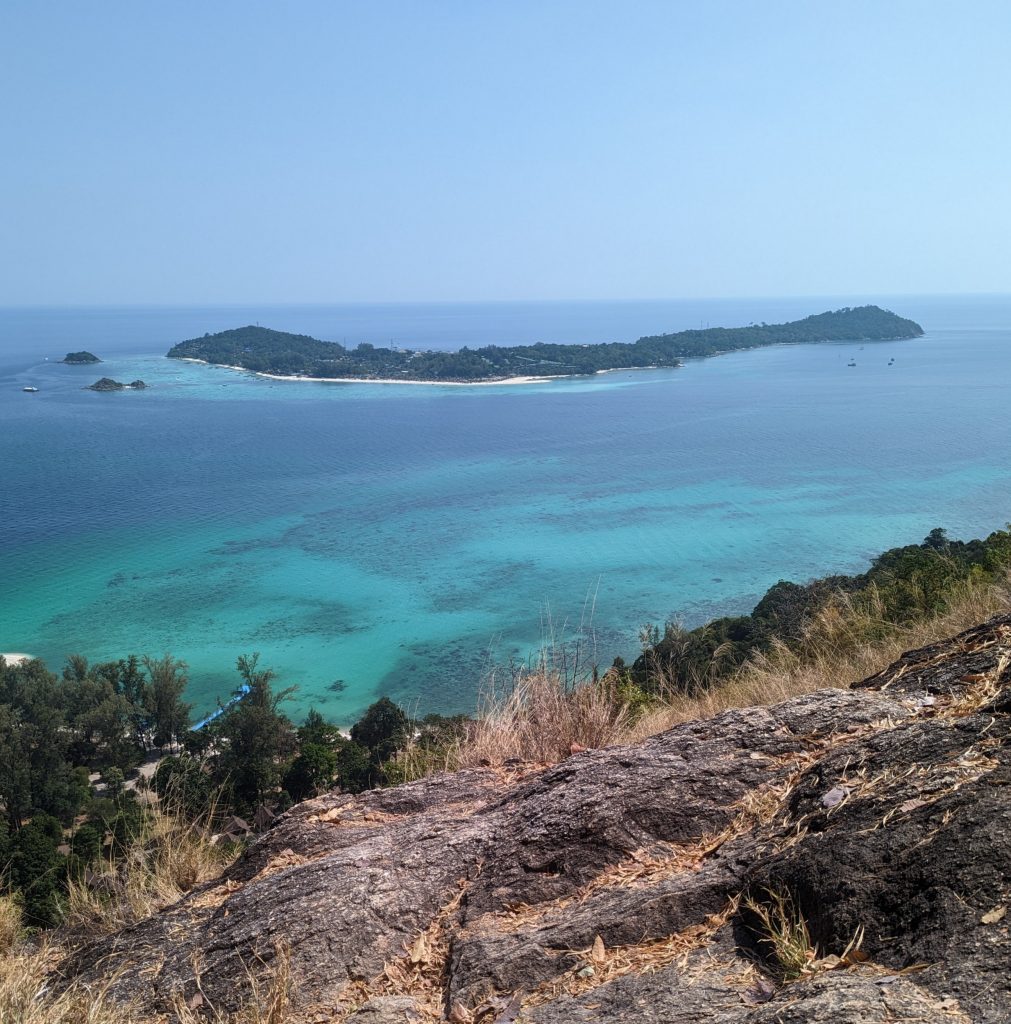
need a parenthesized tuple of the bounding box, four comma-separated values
(2, 295, 1010, 724)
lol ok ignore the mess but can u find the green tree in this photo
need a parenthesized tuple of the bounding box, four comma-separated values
(143, 654, 192, 749)
(69, 822, 102, 864)
(215, 655, 296, 810)
(334, 741, 372, 794)
(298, 707, 343, 748)
(0, 658, 89, 828)
(102, 766, 125, 799)
(153, 754, 215, 819)
(283, 742, 337, 801)
(350, 697, 410, 765)
(10, 817, 65, 927)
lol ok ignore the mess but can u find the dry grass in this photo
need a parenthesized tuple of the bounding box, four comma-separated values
(620, 576, 1011, 746)
(448, 576, 1011, 765)
(522, 897, 742, 1010)
(0, 934, 140, 1024)
(172, 945, 292, 1024)
(65, 805, 234, 935)
(743, 889, 817, 981)
(0, 895, 24, 956)
(457, 671, 634, 768)
(383, 737, 464, 785)
(0, 939, 292, 1024)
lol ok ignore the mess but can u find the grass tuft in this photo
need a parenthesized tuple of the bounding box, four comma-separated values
(0, 942, 140, 1024)
(743, 889, 817, 981)
(173, 944, 292, 1024)
(0, 896, 24, 956)
(458, 670, 633, 767)
(65, 803, 234, 936)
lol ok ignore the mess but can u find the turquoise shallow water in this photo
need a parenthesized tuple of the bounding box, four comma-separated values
(2, 297, 1011, 724)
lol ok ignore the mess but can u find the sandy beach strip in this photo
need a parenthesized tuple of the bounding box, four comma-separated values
(179, 357, 555, 387)
(1, 653, 32, 666)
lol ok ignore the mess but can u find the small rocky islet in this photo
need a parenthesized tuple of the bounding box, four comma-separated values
(86, 377, 147, 391)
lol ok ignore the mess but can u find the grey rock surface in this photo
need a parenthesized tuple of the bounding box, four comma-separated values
(66, 614, 1011, 1022)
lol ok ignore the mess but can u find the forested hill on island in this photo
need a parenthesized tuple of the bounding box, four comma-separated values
(167, 305, 924, 382)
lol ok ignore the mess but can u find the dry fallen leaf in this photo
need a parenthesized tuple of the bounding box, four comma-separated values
(409, 932, 430, 964)
(981, 905, 1007, 925)
(449, 1002, 472, 1023)
(899, 797, 929, 813)
(590, 935, 606, 963)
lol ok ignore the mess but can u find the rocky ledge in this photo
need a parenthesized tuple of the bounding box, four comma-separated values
(67, 615, 1011, 1022)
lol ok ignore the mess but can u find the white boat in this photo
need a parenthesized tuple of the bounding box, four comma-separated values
(22, 386, 39, 392)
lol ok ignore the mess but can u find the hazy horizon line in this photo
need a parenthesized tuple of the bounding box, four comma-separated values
(2, 290, 1008, 312)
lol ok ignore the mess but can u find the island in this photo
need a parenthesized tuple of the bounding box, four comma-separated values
(61, 350, 101, 364)
(166, 305, 924, 384)
(86, 377, 146, 391)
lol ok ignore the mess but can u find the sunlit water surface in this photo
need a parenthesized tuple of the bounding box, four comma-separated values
(2, 296, 1010, 723)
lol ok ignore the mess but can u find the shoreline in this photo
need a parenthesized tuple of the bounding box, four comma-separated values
(1, 652, 32, 666)
(179, 357, 557, 387)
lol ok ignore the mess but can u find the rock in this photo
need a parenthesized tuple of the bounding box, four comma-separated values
(347, 996, 426, 1022)
(86, 377, 147, 391)
(64, 614, 1011, 1022)
(524, 958, 949, 1024)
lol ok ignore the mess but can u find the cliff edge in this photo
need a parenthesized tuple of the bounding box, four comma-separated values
(68, 615, 1011, 1023)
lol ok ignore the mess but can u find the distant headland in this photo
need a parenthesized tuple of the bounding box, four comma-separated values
(167, 305, 924, 384)
(61, 351, 101, 364)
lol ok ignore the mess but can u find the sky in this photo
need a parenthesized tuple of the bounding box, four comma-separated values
(3, 0, 1011, 305)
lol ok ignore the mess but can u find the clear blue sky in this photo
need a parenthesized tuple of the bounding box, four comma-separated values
(3, 0, 1010, 304)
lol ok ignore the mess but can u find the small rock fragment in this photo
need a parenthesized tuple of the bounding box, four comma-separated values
(821, 785, 850, 808)
(981, 905, 1007, 925)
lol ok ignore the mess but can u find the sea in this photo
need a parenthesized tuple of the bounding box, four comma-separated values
(2, 295, 1010, 725)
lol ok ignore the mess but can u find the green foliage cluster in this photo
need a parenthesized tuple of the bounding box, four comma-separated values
(625, 526, 1011, 695)
(0, 645, 431, 927)
(156, 670, 419, 814)
(166, 306, 923, 382)
(0, 654, 190, 926)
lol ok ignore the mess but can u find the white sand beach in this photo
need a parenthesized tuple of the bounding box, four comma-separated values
(1, 652, 32, 665)
(180, 357, 555, 387)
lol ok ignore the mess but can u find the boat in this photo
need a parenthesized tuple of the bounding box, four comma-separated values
(22, 386, 39, 392)
(847, 360, 856, 367)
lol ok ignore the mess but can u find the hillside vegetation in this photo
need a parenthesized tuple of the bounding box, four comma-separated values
(167, 305, 923, 382)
